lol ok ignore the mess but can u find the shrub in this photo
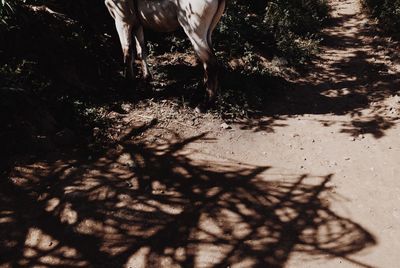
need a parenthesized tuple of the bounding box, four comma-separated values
(363, 0, 400, 37)
(216, 0, 329, 63)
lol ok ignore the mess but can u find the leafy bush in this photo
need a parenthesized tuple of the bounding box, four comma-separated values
(363, 0, 400, 37)
(216, 0, 329, 63)
(144, 0, 330, 64)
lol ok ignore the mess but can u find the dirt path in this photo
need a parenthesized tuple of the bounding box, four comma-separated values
(185, 1, 400, 266)
(2, 0, 400, 267)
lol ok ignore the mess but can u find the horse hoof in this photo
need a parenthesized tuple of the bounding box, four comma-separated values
(195, 106, 203, 113)
(195, 103, 208, 113)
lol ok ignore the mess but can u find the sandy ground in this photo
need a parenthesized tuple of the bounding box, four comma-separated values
(2, 0, 400, 267)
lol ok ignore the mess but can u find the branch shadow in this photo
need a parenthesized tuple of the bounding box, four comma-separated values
(1, 123, 376, 267)
(222, 9, 399, 135)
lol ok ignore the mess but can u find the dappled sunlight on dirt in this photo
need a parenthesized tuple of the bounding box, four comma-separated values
(292, 0, 400, 137)
(2, 0, 400, 267)
(1, 123, 376, 267)
(227, 0, 400, 137)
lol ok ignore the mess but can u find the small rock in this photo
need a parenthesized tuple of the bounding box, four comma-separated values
(358, 134, 365, 139)
(345, 157, 350, 161)
(121, 103, 133, 113)
(220, 122, 232, 130)
(118, 153, 135, 167)
(349, 137, 356, 141)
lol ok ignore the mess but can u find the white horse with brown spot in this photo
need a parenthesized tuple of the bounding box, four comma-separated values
(105, 0, 226, 109)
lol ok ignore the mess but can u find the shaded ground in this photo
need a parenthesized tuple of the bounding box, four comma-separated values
(1, 0, 400, 267)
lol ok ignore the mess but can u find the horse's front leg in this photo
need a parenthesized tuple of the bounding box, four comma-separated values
(134, 26, 152, 81)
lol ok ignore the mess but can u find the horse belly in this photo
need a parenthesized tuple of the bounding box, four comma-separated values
(138, 0, 180, 32)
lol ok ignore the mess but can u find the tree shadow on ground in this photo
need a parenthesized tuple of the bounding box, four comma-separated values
(230, 9, 400, 136)
(1, 123, 376, 268)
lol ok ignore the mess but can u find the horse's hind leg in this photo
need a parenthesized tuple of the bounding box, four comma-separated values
(115, 19, 135, 80)
(207, 0, 226, 47)
(134, 26, 152, 81)
(105, 0, 135, 80)
(179, 27, 218, 106)
(178, 1, 223, 108)
(202, 49, 219, 105)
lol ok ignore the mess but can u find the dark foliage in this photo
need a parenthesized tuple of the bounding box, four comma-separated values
(363, 0, 400, 38)
(216, 0, 329, 62)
